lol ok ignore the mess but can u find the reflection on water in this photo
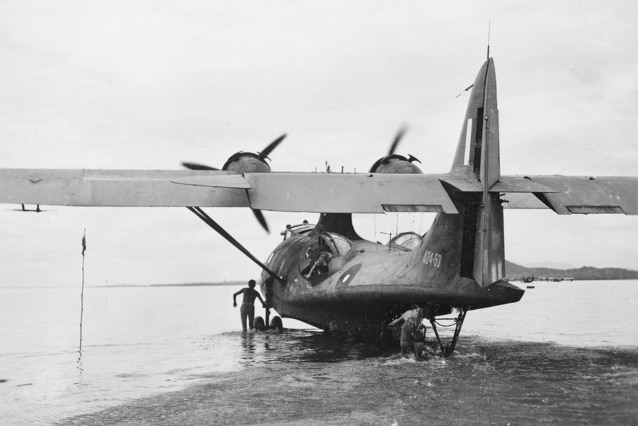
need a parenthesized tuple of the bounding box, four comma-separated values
(235, 329, 392, 366)
(240, 331, 257, 361)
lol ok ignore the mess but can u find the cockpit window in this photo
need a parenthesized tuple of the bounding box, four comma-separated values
(300, 233, 352, 279)
(389, 232, 422, 251)
(282, 222, 315, 240)
(324, 233, 352, 256)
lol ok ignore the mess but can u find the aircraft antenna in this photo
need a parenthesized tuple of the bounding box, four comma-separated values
(487, 20, 491, 59)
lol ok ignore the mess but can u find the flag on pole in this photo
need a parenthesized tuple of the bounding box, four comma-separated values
(82, 231, 86, 256)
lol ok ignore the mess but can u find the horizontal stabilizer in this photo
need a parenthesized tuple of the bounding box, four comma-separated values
(489, 176, 557, 193)
(441, 175, 557, 193)
(440, 175, 483, 192)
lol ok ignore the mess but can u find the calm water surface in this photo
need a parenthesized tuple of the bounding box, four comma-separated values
(0, 281, 637, 425)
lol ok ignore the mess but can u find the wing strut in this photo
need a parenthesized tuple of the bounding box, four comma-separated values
(186, 207, 284, 284)
(428, 308, 467, 357)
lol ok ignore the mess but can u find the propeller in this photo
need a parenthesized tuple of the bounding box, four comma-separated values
(369, 125, 422, 174)
(181, 134, 287, 233)
(180, 162, 218, 171)
(258, 133, 286, 161)
(181, 134, 286, 172)
(388, 124, 409, 156)
(253, 209, 270, 234)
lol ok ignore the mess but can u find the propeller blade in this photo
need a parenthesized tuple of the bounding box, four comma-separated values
(181, 162, 219, 171)
(388, 125, 409, 156)
(252, 209, 270, 233)
(258, 133, 287, 161)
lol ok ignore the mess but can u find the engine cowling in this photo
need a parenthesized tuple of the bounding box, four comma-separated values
(222, 152, 272, 173)
(369, 154, 422, 174)
(181, 133, 286, 233)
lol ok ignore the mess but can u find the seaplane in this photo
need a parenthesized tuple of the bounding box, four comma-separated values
(1, 58, 637, 356)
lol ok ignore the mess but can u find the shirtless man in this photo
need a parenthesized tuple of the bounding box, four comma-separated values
(233, 279, 266, 332)
(388, 307, 424, 357)
(413, 323, 427, 360)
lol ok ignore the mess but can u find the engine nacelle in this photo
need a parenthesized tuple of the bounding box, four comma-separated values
(369, 154, 422, 174)
(223, 152, 271, 173)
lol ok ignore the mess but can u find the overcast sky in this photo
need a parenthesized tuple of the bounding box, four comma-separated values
(1, 1, 637, 287)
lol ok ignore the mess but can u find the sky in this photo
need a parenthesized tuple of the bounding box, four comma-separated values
(1, 1, 637, 287)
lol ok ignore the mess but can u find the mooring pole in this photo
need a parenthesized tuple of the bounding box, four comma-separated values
(79, 229, 86, 353)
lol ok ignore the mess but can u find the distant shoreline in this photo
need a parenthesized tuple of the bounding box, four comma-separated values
(506, 260, 638, 281)
(88, 281, 247, 288)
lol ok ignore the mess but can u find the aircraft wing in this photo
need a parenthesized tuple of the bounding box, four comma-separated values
(0, 169, 458, 213)
(9, 169, 633, 215)
(498, 175, 638, 215)
(245, 172, 458, 213)
(0, 169, 251, 207)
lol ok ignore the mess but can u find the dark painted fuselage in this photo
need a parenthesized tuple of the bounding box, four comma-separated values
(260, 212, 523, 336)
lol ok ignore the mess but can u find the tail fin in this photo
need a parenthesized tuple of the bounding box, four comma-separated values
(458, 58, 504, 287)
(451, 58, 500, 185)
(424, 58, 504, 288)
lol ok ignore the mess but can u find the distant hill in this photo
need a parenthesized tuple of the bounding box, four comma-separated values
(505, 261, 638, 281)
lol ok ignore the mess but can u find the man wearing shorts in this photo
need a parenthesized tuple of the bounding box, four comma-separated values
(232, 279, 266, 332)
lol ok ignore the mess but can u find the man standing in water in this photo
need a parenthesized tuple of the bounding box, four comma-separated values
(233, 280, 266, 332)
(388, 307, 424, 358)
(413, 322, 427, 360)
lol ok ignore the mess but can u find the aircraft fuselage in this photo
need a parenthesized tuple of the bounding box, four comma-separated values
(260, 215, 523, 337)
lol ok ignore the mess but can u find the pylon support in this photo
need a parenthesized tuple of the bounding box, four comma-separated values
(429, 308, 468, 357)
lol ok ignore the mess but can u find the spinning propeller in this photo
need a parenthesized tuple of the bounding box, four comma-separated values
(181, 134, 286, 172)
(181, 134, 287, 233)
(369, 125, 422, 174)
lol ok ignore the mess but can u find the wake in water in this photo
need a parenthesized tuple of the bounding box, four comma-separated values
(60, 330, 638, 426)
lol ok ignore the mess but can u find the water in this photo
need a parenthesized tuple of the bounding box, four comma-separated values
(1, 281, 637, 425)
